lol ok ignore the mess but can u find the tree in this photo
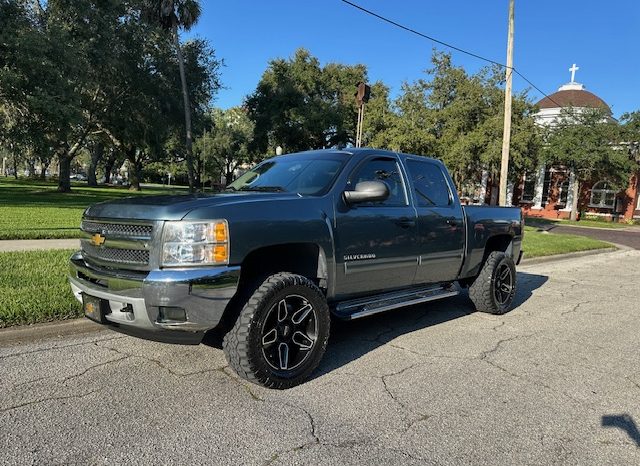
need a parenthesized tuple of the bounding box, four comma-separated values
(369, 51, 542, 192)
(544, 108, 631, 220)
(143, 0, 203, 192)
(196, 107, 255, 186)
(246, 48, 369, 153)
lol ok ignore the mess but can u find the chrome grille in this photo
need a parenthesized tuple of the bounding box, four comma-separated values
(80, 218, 154, 269)
(81, 220, 153, 238)
(82, 243, 149, 265)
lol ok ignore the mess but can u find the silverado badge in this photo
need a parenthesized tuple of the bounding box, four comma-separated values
(90, 233, 106, 247)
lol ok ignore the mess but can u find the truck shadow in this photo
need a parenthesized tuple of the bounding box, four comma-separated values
(312, 271, 548, 379)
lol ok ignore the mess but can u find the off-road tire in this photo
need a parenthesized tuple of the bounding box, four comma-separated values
(469, 251, 516, 314)
(222, 272, 330, 389)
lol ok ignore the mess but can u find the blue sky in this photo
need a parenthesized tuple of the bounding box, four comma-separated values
(189, 0, 639, 118)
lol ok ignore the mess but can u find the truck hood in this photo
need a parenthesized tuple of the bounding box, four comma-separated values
(83, 192, 304, 220)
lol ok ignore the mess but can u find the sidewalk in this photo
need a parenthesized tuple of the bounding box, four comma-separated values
(0, 239, 80, 252)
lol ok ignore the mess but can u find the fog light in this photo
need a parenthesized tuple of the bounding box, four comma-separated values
(159, 306, 187, 322)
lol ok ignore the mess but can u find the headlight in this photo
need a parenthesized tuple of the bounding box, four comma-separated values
(161, 220, 229, 267)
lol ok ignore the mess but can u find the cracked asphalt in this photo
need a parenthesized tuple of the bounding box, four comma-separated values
(2, 250, 640, 465)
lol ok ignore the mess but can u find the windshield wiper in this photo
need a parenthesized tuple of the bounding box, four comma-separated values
(239, 186, 287, 192)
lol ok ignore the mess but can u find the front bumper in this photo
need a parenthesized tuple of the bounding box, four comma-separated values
(69, 251, 240, 344)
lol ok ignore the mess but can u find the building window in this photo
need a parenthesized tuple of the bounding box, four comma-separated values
(589, 181, 616, 209)
(557, 180, 569, 207)
(541, 169, 553, 205)
(521, 172, 535, 202)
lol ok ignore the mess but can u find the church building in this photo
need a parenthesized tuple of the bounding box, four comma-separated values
(514, 65, 639, 222)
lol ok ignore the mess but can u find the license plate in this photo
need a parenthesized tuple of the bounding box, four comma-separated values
(83, 293, 107, 324)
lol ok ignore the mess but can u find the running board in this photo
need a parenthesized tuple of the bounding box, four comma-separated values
(333, 285, 459, 320)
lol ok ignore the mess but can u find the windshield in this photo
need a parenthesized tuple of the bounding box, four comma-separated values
(227, 157, 345, 195)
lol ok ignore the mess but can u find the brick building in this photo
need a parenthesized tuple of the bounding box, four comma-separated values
(514, 65, 639, 222)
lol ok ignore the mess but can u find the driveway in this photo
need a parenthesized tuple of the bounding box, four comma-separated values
(549, 225, 640, 250)
(1, 250, 640, 465)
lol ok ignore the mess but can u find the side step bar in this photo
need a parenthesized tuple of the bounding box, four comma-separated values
(332, 284, 459, 320)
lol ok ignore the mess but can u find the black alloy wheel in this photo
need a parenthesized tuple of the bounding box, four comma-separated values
(260, 295, 318, 372)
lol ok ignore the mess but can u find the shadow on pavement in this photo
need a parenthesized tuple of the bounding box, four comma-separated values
(602, 414, 640, 446)
(202, 272, 548, 379)
(314, 271, 548, 378)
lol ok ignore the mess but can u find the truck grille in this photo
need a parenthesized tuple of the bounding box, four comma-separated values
(80, 219, 155, 270)
(82, 243, 150, 265)
(81, 220, 153, 238)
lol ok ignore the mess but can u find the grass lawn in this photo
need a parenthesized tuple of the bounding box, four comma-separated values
(0, 178, 188, 240)
(0, 249, 81, 327)
(522, 226, 614, 258)
(525, 217, 632, 230)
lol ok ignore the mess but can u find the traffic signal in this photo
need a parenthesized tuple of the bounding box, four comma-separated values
(355, 82, 371, 105)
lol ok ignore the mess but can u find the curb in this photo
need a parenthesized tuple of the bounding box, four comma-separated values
(0, 318, 105, 348)
(520, 246, 619, 266)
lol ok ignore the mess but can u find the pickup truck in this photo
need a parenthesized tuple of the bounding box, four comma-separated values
(69, 148, 523, 388)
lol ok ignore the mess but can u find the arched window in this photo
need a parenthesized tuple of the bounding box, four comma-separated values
(589, 181, 616, 208)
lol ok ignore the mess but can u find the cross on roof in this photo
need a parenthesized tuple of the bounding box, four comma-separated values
(569, 63, 579, 83)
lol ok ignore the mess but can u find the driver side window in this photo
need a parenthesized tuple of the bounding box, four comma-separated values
(351, 157, 407, 206)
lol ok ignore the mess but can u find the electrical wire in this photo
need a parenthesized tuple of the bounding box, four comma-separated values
(340, 0, 565, 109)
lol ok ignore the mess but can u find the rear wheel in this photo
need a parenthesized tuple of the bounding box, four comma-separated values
(222, 273, 330, 389)
(469, 251, 516, 314)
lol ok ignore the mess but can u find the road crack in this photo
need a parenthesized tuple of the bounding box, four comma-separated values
(0, 388, 104, 413)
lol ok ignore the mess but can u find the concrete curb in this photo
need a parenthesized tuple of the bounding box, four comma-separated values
(520, 246, 619, 266)
(0, 318, 105, 347)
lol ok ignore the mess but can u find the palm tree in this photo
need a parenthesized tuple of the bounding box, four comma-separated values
(144, 0, 201, 192)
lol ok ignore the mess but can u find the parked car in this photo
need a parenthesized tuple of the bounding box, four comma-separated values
(69, 149, 523, 388)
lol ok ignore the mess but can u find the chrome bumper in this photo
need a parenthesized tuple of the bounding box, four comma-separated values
(69, 251, 240, 340)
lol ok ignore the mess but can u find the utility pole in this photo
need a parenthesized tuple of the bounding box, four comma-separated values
(499, 0, 515, 206)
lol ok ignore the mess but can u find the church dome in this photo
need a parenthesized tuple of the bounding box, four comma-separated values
(536, 82, 611, 113)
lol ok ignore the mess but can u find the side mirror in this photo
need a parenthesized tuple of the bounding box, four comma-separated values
(343, 180, 390, 204)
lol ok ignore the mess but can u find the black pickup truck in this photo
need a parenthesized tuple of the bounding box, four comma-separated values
(69, 148, 523, 388)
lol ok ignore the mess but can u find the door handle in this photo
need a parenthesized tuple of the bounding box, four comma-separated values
(396, 217, 416, 228)
(446, 218, 458, 227)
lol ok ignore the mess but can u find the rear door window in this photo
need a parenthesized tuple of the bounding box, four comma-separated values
(406, 159, 452, 207)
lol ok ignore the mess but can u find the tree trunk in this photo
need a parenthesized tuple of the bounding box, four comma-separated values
(570, 178, 580, 221)
(88, 142, 104, 187)
(57, 154, 72, 192)
(39, 162, 48, 179)
(126, 147, 141, 191)
(103, 151, 116, 184)
(27, 158, 36, 178)
(12, 154, 18, 180)
(173, 26, 196, 192)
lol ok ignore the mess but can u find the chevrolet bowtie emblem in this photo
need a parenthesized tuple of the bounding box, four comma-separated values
(90, 233, 106, 246)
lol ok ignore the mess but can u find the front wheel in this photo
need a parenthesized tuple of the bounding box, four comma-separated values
(468, 251, 517, 314)
(222, 273, 330, 389)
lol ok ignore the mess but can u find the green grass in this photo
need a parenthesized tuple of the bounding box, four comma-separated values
(525, 217, 631, 230)
(0, 178, 188, 240)
(0, 249, 81, 327)
(522, 226, 614, 258)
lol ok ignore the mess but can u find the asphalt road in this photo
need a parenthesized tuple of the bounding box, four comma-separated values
(550, 225, 640, 250)
(2, 250, 640, 465)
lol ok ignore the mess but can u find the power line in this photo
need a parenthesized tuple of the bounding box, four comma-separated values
(340, 0, 564, 109)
